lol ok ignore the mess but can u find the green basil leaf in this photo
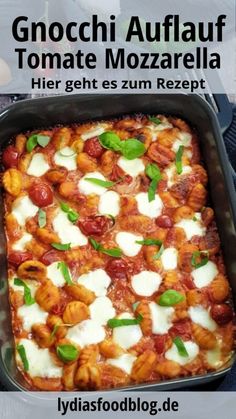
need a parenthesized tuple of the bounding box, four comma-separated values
(37, 135, 50, 148)
(56, 344, 78, 363)
(148, 116, 161, 125)
(192, 216, 197, 222)
(148, 178, 158, 202)
(14, 278, 35, 306)
(107, 313, 143, 328)
(106, 214, 116, 225)
(101, 247, 123, 257)
(50, 323, 73, 339)
(17, 344, 29, 371)
(159, 290, 185, 307)
(89, 237, 101, 251)
(26, 135, 38, 152)
(175, 145, 184, 175)
(136, 238, 162, 246)
(57, 261, 73, 285)
(99, 132, 122, 151)
(38, 208, 46, 228)
(191, 251, 209, 269)
(173, 337, 189, 357)
(60, 202, 70, 212)
(51, 242, 71, 251)
(153, 243, 165, 260)
(120, 139, 146, 160)
(145, 163, 162, 181)
(85, 178, 115, 188)
(67, 210, 79, 224)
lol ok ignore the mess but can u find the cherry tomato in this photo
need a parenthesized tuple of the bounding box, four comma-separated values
(169, 320, 192, 340)
(83, 137, 104, 158)
(156, 215, 173, 228)
(78, 216, 110, 236)
(40, 250, 61, 266)
(29, 183, 53, 207)
(2, 145, 19, 168)
(211, 304, 233, 325)
(154, 334, 169, 354)
(51, 301, 67, 316)
(106, 259, 128, 279)
(8, 251, 33, 267)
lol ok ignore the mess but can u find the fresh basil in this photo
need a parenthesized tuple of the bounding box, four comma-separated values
(136, 238, 163, 246)
(107, 313, 143, 328)
(159, 290, 185, 307)
(175, 145, 184, 175)
(14, 278, 35, 306)
(89, 237, 122, 258)
(84, 178, 115, 188)
(192, 216, 197, 222)
(26, 134, 50, 152)
(51, 242, 71, 251)
(57, 261, 73, 285)
(38, 208, 46, 228)
(153, 243, 165, 260)
(148, 116, 161, 125)
(191, 251, 209, 269)
(60, 202, 70, 212)
(56, 344, 79, 363)
(145, 163, 162, 202)
(60, 202, 79, 224)
(50, 323, 72, 339)
(17, 344, 29, 371)
(99, 132, 122, 151)
(99, 132, 146, 160)
(173, 337, 189, 357)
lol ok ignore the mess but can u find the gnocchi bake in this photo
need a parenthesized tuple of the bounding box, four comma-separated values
(1, 114, 234, 391)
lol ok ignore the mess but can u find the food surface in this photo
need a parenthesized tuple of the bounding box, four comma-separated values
(1, 114, 234, 390)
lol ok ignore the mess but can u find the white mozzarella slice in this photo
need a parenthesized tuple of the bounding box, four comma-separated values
(54, 147, 77, 171)
(206, 347, 223, 369)
(77, 269, 111, 297)
(188, 306, 217, 331)
(78, 171, 107, 196)
(16, 339, 62, 378)
(12, 196, 38, 227)
(149, 302, 174, 335)
(47, 261, 71, 287)
(175, 218, 206, 240)
(66, 319, 105, 348)
(135, 192, 163, 218)
(148, 121, 173, 141)
(9, 278, 38, 297)
(117, 157, 145, 177)
(165, 164, 192, 188)
(165, 341, 199, 366)
(81, 125, 105, 141)
(107, 354, 137, 374)
(89, 296, 116, 325)
(131, 271, 162, 296)
(12, 232, 33, 251)
(161, 247, 178, 270)
(172, 132, 192, 152)
(191, 261, 218, 289)
(17, 303, 48, 332)
(52, 210, 88, 247)
(98, 191, 120, 217)
(27, 153, 50, 177)
(115, 232, 143, 257)
(113, 312, 142, 349)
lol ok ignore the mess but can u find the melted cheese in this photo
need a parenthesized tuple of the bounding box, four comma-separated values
(188, 306, 217, 331)
(66, 319, 105, 348)
(206, 347, 223, 369)
(107, 354, 137, 374)
(113, 312, 142, 349)
(191, 261, 218, 288)
(172, 132, 192, 152)
(89, 296, 116, 325)
(81, 125, 105, 141)
(165, 341, 199, 366)
(17, 303, 48, 332)
(175, 217, 206, 240)
(165, 164, 192, 188)
(17, 339, 62, 378)
(149, 302, 174, 334)
(12, 232, 32, 251)
(115, 232, 143, 257)
(161, 247, 178, 270)
(12, 196, 38, 226)
(98, 191, 120, 217)
(135, 192, 163, 218)
(27, 153, 50, 177)
(52, 210, 88, 247)
(47, 261, 70, 287)
(77, 269, 111, 296)
(54, 147, 77, 171)
(148, 121, 173, 141)
(117, 157, 145, 177)
(78, 171, 107, 196)
(131, 271, 162, 296)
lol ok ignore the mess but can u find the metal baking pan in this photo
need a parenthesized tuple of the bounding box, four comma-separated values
(0, 93, 235, 392)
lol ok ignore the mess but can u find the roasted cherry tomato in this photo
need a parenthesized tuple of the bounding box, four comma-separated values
(8, 251, 33, 267)
(169, 320, 192, 340)
(78, 215, 110, 236)
(40, 250, 61, 266)
(29, 183, 53, 207)
(155, 215, 173, 228)
(2, 145, 19, 168)
(211, 304, 233, 325)
(83, 137, 104, 158)
(105, 259, 128, 279)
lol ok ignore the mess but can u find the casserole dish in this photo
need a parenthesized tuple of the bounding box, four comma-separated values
(0, 93, 235, 391)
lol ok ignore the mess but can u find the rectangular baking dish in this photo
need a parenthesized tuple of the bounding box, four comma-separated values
(0, 93, 235, 392)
